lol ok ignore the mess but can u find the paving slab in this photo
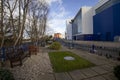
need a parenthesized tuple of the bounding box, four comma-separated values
(38, 73, 55, 80)
(91, 66, 108, 74)
(83, 78, 91, 80)
(69, 70, 87, 80)
(107, 63, 118, 67)
(102, 73, 118, 80)
(55, 72, 72, 80)
(80, 68, 98, 78)
(89, 76, 106, 80)
(100, 64, 114, 72)
(89, 60, 106, 66)
(69, 49, 110, 66)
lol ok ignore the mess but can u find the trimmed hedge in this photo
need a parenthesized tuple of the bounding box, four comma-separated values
(114, 65, 120, 80)
(49, 42, 61, 50)
(0, 68, 14, 80)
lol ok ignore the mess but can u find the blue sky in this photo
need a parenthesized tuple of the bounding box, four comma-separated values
(46, 0, 99, 36)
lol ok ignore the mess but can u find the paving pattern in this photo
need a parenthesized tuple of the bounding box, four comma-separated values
(6, 46, 120, 80)
(61, 46, 119, 80)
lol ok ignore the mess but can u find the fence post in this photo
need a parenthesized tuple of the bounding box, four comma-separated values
(1, 47, 6, 62)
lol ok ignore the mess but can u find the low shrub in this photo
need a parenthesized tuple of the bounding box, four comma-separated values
(114, 65, 120, 80)
(0, 68, 14, 80)
(49, 42, 61, 50)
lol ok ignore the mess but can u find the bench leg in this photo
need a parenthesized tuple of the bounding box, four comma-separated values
(10, 61, 13, 68)
(28, 51, 31, 57)
(20, 58, 22, 66)
(35, 51, 37, 55)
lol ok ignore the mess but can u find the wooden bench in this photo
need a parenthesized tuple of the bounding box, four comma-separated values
(6, 48, 30, 68)
(29, 45, 39, 55)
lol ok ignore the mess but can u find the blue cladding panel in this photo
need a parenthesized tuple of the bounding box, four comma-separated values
(113, 3, 120, 36)
(76, 34, 100, 41)
(93, 3, 120, 41)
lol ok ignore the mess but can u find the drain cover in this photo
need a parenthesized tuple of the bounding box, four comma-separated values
(64, 56, 75, 60)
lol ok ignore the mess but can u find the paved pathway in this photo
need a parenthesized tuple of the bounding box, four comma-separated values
(7, 46, 120, 80)
(56, 46, 120, 80)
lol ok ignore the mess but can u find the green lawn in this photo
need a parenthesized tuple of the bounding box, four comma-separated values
(49, 51, 95, 73)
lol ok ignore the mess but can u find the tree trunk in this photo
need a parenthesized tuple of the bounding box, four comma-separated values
(0, 0, 4, 48)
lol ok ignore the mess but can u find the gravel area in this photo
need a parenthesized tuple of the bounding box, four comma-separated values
(8, 49, 53, 80)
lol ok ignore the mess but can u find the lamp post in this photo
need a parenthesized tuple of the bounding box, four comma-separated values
(69, 19, 74, 49)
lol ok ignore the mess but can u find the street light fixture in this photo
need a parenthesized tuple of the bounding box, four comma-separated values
(69, 19, 74, 49)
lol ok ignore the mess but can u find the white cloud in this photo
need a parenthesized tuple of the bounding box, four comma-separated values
(46, 0, 70, 38)
(48, 19, 66, 32)
(45, 0, 62, 6)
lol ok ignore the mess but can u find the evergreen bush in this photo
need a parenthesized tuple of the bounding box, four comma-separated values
(49, 42, 61, 50)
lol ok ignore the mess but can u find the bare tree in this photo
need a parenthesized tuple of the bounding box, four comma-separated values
(14, 0, 30, 46)
(0, 0, 49, 47)
(0, 0, 5, 48)
(26, 0, 49, 43)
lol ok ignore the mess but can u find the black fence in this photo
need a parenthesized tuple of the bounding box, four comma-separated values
(0, 42, 39, 62)
(58, 39, 120, 60)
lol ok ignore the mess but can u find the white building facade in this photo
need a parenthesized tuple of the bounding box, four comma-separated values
(72, 6, 95, 40)
(66, 19, 72, 40)
(82, 7, 95, 34)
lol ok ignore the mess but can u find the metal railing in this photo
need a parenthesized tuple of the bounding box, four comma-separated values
(58, 39, 120, 60)
(0, 42, 40, 62)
